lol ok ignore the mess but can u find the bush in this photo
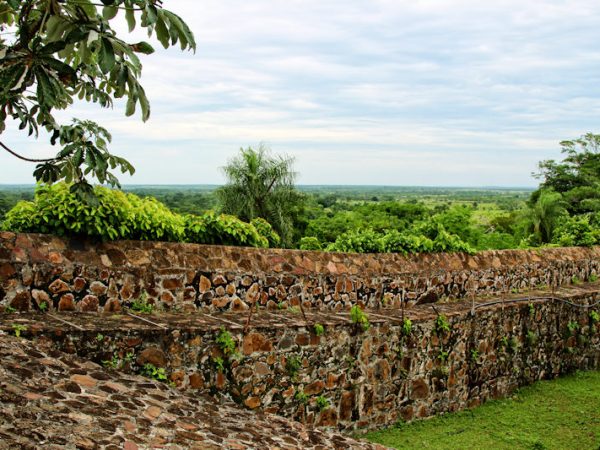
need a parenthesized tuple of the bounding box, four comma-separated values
(184, 211, 268, 248)
(250, 217, 281, 247)
(2, 183, 271, 248)
(553, 215, 600, 247)
(325, 226, 473, 255)
(326, 228, 384, 253)
(2, 183, 185, 241)
(299, 236, 322, 251)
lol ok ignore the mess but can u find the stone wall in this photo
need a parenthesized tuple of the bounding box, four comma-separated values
(1, 232, 599, 313)
(7, 285, 600, 432)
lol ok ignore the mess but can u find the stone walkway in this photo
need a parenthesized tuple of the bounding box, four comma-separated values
(0, 333, 387, 450)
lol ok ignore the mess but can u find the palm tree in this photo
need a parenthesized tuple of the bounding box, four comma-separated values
(529, 189, 568, 244)
(216, 145, 302, 246)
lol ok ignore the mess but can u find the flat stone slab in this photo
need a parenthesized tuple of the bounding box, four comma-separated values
(0, 333, 388, 450)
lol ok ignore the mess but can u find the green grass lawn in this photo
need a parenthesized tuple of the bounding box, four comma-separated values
(363, 371, 600, 450)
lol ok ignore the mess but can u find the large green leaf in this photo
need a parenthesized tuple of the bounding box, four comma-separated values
(98, 37, 116, 74)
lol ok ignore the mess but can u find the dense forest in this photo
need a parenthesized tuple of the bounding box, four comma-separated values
(1, 134, 599, 254)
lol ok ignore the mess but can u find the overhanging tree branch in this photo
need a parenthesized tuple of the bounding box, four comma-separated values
(0, 141, 56, 163)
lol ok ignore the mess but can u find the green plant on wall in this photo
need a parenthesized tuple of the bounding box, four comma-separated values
(567, 321, 580, 336)
(212, 356, 225, 373)
(401, 318, 412, 336)
(350, 305, 370, 331)
(437, 350, 449, 363)
(526, 331, 538, 347)
(470, 349, 480, 362)
(286, 355, 302, 379)
(590, 274, 599, 282)
(4, 305, 16, 314)
(11, 324, 26, 338)
(102, 353, 120, 369)
(313, 323, 325, 336)
(434, 314, 451, 335)
(528, 303, 535, 317)
(140, 363, 168, 382)
(315, 395, 330, 411)
(571, 276, 581, 285)
(501, 336, 519, 354)
(589, 310, 600, 325)
(295, 390, 309, 404)
(216, 327, 238, 357)
(130, 291, 153, 314)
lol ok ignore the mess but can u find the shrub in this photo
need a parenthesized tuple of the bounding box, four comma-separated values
(2, 183, 274, 249)
(299, 236, 322, 251)
(553, 215, 600, 247)
(184, 211, 268, 248)
(315, 395, 330, 411)
(350, 305, 370, 331)
(326, 228, 384, 253)
(326, 225, 473, 255)
(250, 217, 281, 247)
(2, 183, 185, 241)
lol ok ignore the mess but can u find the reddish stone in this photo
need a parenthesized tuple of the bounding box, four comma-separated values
(339, 390, 355, 421)
(226, 283, 236, 295)
(212, 297, 230, 308)
(49, 279, 70, 294)
(162, 277, 183, 290)
(411, 378, 429, 399)
(10, 291, 31, 311)
(244, 396, 261, 409)
(231, 297, 249, 311)
(143, 406, 162, 420)
(295, 333, 310, 346)
(198, 275, 211, 293)
(304, 380, 325, 395)
(31, 289, 52, 309)
(119, 284, 134, 301)
(189, 373, 204, 389)
(215, 371, 226, 389)
(89, 281, 108, 296)
(58, 293, 76, 311)
(242, 332, 273, 355)
(183, 286, 196, 302)
(170, 370, 185, 386)
(161, 291, 176, 304)
(212, 274, 227, 286)
(137, 347, 167, 368)
(79, 295, 99, 312)
(48, 252, 64, 264)
(70, 374, 96, 388)
(103, 298, 121, 312)
(254, 362, 271, 376)
(317, 408, 338, 427)
(326, 373, 341, 389)
(72, 277, 87, 292)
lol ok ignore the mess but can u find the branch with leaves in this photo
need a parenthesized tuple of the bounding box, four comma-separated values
(0, 0, 195, 200)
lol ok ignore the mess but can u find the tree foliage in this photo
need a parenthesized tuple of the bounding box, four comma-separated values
(0, 0, 195, 199)
(216, 145, 303, 246)
(2, 183, 272, 248)
(534, 133, 600, 214)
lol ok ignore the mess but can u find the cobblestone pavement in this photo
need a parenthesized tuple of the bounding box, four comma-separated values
(0, 333, 388, 450)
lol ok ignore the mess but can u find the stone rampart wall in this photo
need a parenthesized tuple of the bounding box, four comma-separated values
(11, 287, 600, 432)
(1, 232, 599, 313)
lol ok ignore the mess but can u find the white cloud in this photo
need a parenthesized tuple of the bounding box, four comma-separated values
(2, 0, 600, 186)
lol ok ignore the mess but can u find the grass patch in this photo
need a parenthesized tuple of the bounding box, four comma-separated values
(364, 371, 600, 450)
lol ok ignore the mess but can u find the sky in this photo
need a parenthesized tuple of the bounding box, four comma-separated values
(2, 0, 600, 186)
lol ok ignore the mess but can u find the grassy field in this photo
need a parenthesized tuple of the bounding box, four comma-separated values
(364, 371, 600, 450)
